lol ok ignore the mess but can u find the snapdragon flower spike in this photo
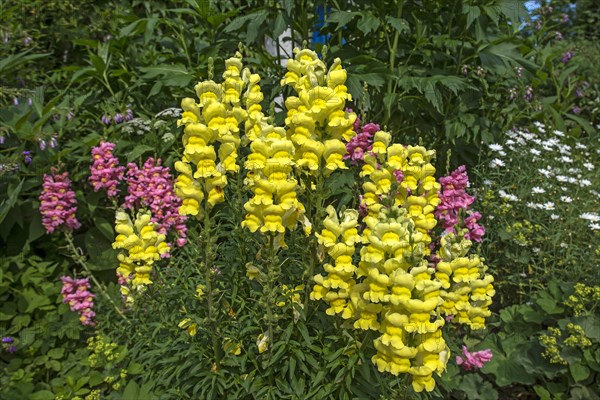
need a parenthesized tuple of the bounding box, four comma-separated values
(89, 141, 125, 197)
(435, 165, 485, 242)
(112, 210, 170, 292)
(241, 70, 308, 244)
(175, 53, 248, 218)
(123, 158, 188, 246)
(60, 276, 95, 326)
(311, 206, 361, 317)
(282, 48, 357, 177)
(456, 346, 493, 371)
(39, 168, 81, 233)
(435, 231, 495, 330)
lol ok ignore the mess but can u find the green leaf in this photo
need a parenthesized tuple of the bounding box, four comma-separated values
(29, 390, 55, 400)
(127, 145, 155, 162)
(327, 11, 359, 30)
(357, 12, 380, 35)
(272, 13, 287, 40)
(385, 16, 409, 34)
(122, 381, 140, 399)
(48, 348, 65, 359)
(0, 179, 24, 224)
(569, 362, 590, 382)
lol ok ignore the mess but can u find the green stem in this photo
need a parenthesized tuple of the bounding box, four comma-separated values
(202, 205, 221, 369)
(387, 2, 403, 94)
(63, 231, 128, 322)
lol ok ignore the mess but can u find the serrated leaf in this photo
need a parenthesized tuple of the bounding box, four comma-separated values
(385, 16, 409, 34)
(357, 12, 380, 35)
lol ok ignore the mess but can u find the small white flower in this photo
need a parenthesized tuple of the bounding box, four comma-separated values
(542, 202, 555, 210)
(532, 187, 546, 194)
(580, 213, 600, 222)
(532, 247, 540, 253)
(155, 107, 182, 118)
(580, 179, 591, 187)
(560, 196, 572, 203)
(560, 242, 568, 248)
(538, 168, 552, 177)
(590, 223, 600, 231)
(556, 175, 568, 182)
(534, 121, 544, 129)
(490, 158, 505, 168)
(506, 139, 516, 146)
(483, 179, 492, 186)
(575, 143, 587, 150)
(554, 130, 565, 137)
(530, 148, 541, 156)
(527, 202, 542, 209)
(498, 190, 519, 202)
(583, 162, 595, 171)
(560, 156, 573, 163)
(551, 214, 560, 220)
(568, 177, 577, 184)
(489, 144, 504, 152)
(567, 168, 581, 174)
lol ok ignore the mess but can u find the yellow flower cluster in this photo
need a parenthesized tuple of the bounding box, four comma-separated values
(311, 205, 361, 318)
(241, 68, 307, 242)
(282, 48, 357, 177)
(564, 283, 600, 316)
(358, 207, 448, 393)
(360, 131, 440, 250)
(435, 231, 495, 330)
(175, 53, 248, 218)
(112, 210, 170, 295)
(311, 135, 494, 392)
(540, 327, 567, 365)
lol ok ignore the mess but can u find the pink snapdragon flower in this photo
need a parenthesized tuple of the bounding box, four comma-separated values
(344, 122, 379, 164)
(89, 141, 125, 197)
(60, 276, 95, 326)
(435, 165, 485, 242)
(123, 157, 188, 246)
(39, 168, 81, 233)
(456, 346, 493, 371)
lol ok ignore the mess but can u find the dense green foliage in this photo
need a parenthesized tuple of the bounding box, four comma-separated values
(1, 1, 599, 399)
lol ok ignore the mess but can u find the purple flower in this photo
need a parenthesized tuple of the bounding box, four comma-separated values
(39, 139, 47, 151)
(49, 136, 58, 148)
(576, 88, 584, 98)
(125, 108, 134, 122)
(13, 98, 19, 105)
(561, 51, 573, 64)
(0, 136, 5, 145)
(113, 113, 124, 124)
(23, 36, 32, 45)
(562, 13, 569, 23)
(101, 115, 112, 125)
(66, 111, 74, 121)
(7, 346, 17, 353)
(555, 31, 563, 40)
(23, 151, 32, 165)
(28, 98, 33, 106)
(2, 337, 14, 344)
(572, 106, 581, 115)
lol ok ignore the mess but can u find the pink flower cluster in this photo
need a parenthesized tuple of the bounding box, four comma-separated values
(123, 157, 188, 246)
(344, 122, 379, 165)
(60, 276, 95, 326)
(435, 165, 485, 242)
(89, 141, 125, 197)
(456, 346, 493, 371)
(39, 168, 81, 234)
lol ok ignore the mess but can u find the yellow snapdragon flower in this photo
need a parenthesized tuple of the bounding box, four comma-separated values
(112, 210, 170, 292)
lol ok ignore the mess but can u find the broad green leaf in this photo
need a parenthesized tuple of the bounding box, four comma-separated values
(0, 179, 24, 225)
(357, 12, 380, 35)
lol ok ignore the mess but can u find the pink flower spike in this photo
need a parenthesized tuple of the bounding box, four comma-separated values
(89, 142, 125, 197)
(39, 168, 81, 234)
